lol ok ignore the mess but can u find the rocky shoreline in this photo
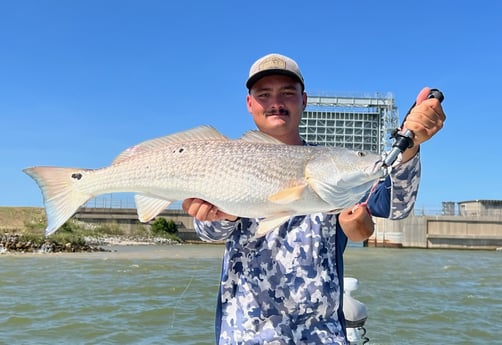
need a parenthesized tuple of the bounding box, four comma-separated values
(0, 233, 181, 254)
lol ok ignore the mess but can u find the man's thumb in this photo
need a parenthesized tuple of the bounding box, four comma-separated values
(416, 86, 431, 105)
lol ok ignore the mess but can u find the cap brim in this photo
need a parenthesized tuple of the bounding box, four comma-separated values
(246, 69, 304, 90)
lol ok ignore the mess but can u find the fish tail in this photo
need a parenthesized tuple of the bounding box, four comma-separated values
(23, 166, 94, 236)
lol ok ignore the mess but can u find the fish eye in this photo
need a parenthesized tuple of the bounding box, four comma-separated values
(357, 151, 366, 157)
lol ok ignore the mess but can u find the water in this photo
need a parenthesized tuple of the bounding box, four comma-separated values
(1, 245, 501, 345)
(345, 248, 502, 345)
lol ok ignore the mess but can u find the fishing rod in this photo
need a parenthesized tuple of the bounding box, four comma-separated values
(382, 88, 444, 168)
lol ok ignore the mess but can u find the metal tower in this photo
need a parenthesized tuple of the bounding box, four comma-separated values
(300, 93, 399, 154)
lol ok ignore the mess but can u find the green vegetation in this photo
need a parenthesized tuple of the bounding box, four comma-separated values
(150, 217, 179, 241)
(0, 207, 183, 252)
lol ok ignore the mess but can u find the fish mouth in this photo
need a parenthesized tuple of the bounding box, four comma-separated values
(372, 159, 387, 176)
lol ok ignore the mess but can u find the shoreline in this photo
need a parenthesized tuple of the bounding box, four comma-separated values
(0, 234, 193, 255)
(0, 241, 225, 259)
(84, 235, 183, 247)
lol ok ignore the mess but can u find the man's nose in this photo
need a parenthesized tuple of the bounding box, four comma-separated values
(269, 94, 285, 107)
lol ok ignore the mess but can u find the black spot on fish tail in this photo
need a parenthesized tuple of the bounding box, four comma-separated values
(71, 173, 83, 180)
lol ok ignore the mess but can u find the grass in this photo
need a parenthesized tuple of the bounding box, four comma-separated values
(0, 207, 46, 232)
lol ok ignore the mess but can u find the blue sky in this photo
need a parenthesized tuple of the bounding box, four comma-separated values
(1, 0, 501, 213)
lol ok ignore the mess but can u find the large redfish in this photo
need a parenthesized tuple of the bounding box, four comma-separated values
(24, 126, 386, 237)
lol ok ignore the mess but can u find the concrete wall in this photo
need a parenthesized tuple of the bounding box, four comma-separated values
(74, 207, 199, 241)
(426, 216, 502, 249)
(371, 214, 502, 249)
(371, 213, 427, 248)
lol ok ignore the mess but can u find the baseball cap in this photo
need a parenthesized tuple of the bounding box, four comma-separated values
(246, 53, 304, 91)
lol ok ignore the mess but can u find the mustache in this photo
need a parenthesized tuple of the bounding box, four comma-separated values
(264, 108, 289, 116)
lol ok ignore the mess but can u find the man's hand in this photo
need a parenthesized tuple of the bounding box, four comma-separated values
(401, 87, 446, 162)
(182, 198, 238, 222)
(338, 204, 374, 242)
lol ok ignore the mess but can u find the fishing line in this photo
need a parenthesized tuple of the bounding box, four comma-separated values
(170, 274, 195, 328)
(350, 180, 379, 215)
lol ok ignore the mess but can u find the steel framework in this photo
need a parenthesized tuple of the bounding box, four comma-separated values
(300, 93, 399, 154)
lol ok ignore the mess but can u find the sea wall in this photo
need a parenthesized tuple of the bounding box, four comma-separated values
(370, 214, 502, 249)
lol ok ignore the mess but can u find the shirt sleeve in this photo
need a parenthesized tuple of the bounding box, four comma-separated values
(367, 151, 421, 220)
(194, 219, 239, 242)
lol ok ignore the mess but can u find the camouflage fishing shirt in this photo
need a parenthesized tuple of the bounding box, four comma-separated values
(194, 154, 421, 345)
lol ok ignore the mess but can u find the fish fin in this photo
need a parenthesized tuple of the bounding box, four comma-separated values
(256, 215, 292, 238)
(239, 130, 285, 144)
(112, 126, 229, 164)
(268, 184, 307, 204)
(23, 167, 94, 236)
(135, 194, 173, 222)
(308, 175, 374, 209)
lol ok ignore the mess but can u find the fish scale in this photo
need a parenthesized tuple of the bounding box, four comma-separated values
(100, 141, 310, 206)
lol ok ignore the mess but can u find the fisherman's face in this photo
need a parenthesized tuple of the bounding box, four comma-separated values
(247, 75, 307, 143)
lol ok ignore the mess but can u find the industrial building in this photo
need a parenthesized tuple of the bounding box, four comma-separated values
(442, 200, 502, 217)
(299, 93, 399, 154)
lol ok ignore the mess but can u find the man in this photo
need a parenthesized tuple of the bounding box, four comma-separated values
(182, 53, 445, 344)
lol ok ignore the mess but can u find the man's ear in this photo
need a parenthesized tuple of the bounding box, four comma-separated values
(246, 94, 253, 113)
